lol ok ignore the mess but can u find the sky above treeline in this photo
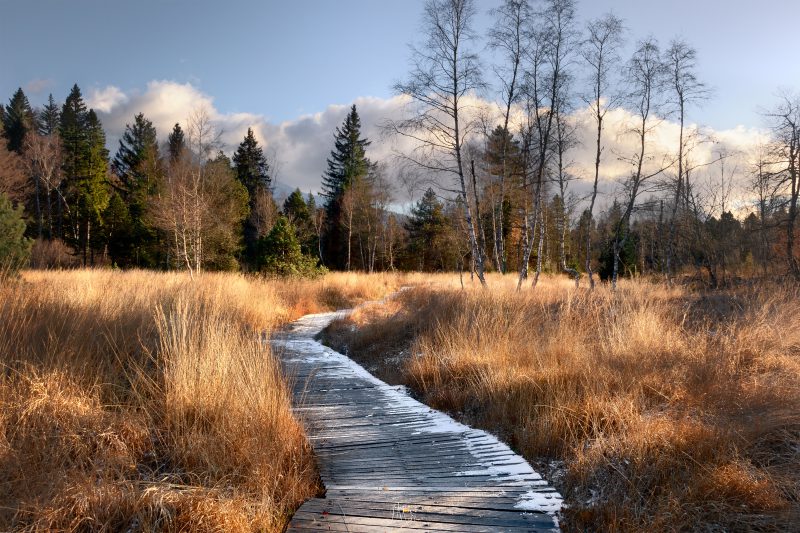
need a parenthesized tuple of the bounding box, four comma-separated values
(3, 0, 798, 199)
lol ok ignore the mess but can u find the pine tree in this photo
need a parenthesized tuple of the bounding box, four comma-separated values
(81, 110, 111, 264)
(257, 215, 324, 277)
(167, 122, 185, 162)
(283, 188, 316, 255)
(405, 187, 449, 271)
(103, 191, 133, 266)
(59, 84, 90, 244)
(233, 128, 271, 195)
(322, 105, 370, 200)
(59, 86, 109, 265)
(37, 93, 61, 135)
(3, 88, 35, 153)
(283, 188, 309, 222)
(0, 193, 32, 273)
(233, 127, 271, 262)
(113, 113, 159, 185)
(111, 113, 162, 267)
(60, 84, 89, 183)
(321, 105, 370, 269)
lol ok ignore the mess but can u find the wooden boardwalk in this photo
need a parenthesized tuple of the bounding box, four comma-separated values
(272, 311, 562, 532)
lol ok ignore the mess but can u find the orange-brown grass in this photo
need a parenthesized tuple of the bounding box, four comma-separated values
(323, 274, 800, 531)
(0, 269, 408, 532)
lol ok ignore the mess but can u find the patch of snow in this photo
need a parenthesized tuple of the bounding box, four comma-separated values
(515, 489, 563, 514)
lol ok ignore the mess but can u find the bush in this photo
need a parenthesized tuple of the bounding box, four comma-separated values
(257, 216, 326, 278)
(0, 193, 32, 273)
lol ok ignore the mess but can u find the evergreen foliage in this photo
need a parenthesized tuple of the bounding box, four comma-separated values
(3, 88, 35, 153)
(167, 123, 185, 162)
(257, 215, 325, 277)
(0, 193, 32, 272)
(37, 93, 61, 136)
(58, 86, 110, 264)
(283, 188, 309, 221)
(111, 113, 162, 267)
(321, 105, 371, 269)
(59, 84, 89, 187)
(405, 188, 450, 271)
(233, 128, 271, 195)
(202, 151, 251, 271)
(283, 188, 317, 255)
(233, 127, 271, 263)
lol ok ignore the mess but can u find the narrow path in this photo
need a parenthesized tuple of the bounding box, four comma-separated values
(273, 311, 562, 532)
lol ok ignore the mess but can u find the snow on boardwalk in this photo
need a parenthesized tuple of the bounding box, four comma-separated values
(273, 311, 562, 532)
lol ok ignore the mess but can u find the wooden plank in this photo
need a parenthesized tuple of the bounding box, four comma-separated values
(273, 310, 562, 532)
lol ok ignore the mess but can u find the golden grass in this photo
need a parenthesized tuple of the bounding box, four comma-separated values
(0, 269, 408, 532)
(323, 274, 800, 531)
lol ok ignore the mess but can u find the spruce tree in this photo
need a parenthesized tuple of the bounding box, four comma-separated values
(111, 113, 162, 267)
(233, 127, 271, 263)
(233, 128, 270, 194)
(113, 113, 159, 185)
(321, 105, 370, 269)
(0, 193, 32, 273)
(405, 187, 449, 271)
(322, 105, 370, 199)
(3, 88, 35, 153)
(257, 215, 324, 277)
(167, 122, 185, 162)
(81, 110, 111, 264)
(37, 93, 61, 135)
(59, 84, 90, 244)
(283, 188, 316, 255)
(59, 87, 110, 265)
(60, 84, 89, 184)
(283, 188, 309, 222)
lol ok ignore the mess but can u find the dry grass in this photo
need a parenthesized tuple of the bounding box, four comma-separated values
(323, 274, 800, 531)
(0, 269, 408, 532)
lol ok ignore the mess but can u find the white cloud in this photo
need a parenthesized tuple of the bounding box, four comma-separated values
(87, 85, 129, 113)
(91, 80, 768, 214)
(24, 78, 54, 95)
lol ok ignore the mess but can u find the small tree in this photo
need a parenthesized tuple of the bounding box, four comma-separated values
(0, 193, 32, 273)
(257, 216, 325, 277)
(233, 127, 271, 262)
(405, 187, 450, 271)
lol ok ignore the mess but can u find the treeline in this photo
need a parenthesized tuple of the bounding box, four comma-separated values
(388, 0, 800, 287)
(0, 84, 273, 274)
(1, 0, 799, 284)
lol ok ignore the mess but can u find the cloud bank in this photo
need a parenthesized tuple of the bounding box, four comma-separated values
(88, 80, 767, 212)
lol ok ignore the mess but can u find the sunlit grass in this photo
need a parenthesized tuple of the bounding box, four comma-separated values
(0, 269, 409, 531)
(324, 275, 800, 531)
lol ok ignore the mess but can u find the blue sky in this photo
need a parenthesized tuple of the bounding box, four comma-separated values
(3, 0, 798, 129)
(2, 0, 797, 199)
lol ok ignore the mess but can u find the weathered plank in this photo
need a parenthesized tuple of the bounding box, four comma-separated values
(273, 311, 562, 532)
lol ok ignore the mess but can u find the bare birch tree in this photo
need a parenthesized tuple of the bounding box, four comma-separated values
(517, 0, 576, 290)
(663, 39, 707, 281)
(581, 13, 625, 289)
(391, 0, 488, 285)
(610, 38, 668, 289)
(151, 108, 247, 278)
(749, 142, 779, 274)
(24, 132, 61, 239)
(552, 91, 581, 285)
(766, 94, 800, 279)
(488, 0, 531, 273)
